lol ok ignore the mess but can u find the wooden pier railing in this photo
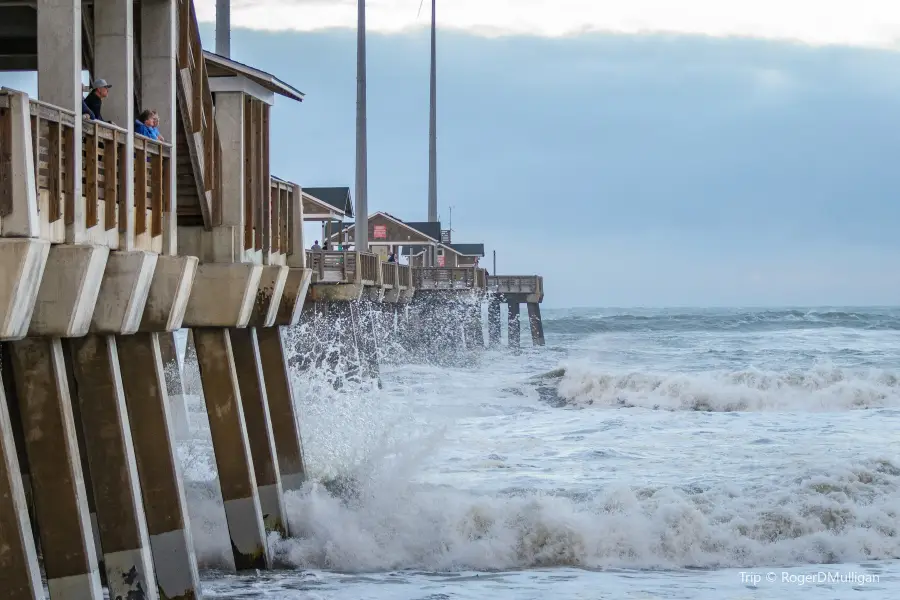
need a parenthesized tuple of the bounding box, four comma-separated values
(397, 264, 411, 289)
(264, 177, 298, 265)
(176, 0, 221, 227)
(0, 92, 170, 250)
(414, 267, 486, 291)
(381, 261, 398, 289)
(488, 275, 544, 298)
(305, 250, 383, 285)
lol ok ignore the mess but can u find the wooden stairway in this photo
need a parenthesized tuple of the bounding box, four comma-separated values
(176, 0, 220, 228)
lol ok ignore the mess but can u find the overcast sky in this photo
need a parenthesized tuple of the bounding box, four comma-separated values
(4, 2, 900, 307)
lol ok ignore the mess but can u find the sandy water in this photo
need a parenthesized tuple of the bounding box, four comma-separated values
(173, 307, 900, 599)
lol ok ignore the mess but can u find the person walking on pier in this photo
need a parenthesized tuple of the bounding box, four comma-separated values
(84, 79, 112, 123)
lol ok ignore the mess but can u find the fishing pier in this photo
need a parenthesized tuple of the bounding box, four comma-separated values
(0, 0, 545, 599)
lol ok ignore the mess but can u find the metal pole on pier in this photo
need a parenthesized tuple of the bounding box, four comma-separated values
(356, 0, 369, 251)
(426, 0, 437, 266)
(216, 0, 231, 57)
(493, 250, 496, 275)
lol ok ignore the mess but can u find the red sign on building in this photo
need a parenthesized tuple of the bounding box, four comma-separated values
(437, 255, 445, 267)
(373, 225, 387, 239)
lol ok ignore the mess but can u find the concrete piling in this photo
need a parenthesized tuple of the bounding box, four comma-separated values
(507, 302, 521, 349)
(256, 327, 307, 493)
(0, 355, 44, 600)
(7, 338, 104, 600)
(117, 333, 202, 600)
(192, 327, 271, 571)
(229, 327, 289, 537)
(158, 331, 191, 441)
(488, 296, 501, 347)
(67, 335, 159, 600)
(527, 302, 545, 347)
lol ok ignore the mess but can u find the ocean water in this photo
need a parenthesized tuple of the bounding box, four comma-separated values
(176, 307, 900, 599)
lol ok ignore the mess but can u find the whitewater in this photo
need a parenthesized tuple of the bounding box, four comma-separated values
(175, 306, 900, 599)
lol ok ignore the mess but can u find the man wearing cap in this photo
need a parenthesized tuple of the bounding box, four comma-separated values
(84, 79, 112, 123)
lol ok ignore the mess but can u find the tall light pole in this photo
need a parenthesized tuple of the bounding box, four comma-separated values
(216, 0, 230, 56)
(427, 0, 437, 224)
(355, 0, 369, 252)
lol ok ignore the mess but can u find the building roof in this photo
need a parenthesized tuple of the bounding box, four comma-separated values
(448, 243, 485, 257)
(203, 51, 305, 102)
(403, 221, 442, 241)
(303, 187, 353, 218)
(326, 212, 442, 244)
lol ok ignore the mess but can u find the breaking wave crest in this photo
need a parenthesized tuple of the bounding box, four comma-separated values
(552, 364, 900, 411)
(271, 457, 900, 572)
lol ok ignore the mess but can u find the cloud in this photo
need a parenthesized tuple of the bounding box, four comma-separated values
(198, 0, 900, 49)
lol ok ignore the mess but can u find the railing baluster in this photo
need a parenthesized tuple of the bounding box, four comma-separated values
(48, 121, 62, 221)
(151, 151, 163, 236)
(134, 141, 147, 235)
(103, 133, 118, 230)
(84, 124, 99, 228)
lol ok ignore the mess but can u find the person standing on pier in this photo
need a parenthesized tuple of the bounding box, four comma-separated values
(84, 79, 113, 123)
(311, 240, 322, 251)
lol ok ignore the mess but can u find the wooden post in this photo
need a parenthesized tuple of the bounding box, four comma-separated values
(8, 338, 104, 600)
(527, 303, 545, 347)
(507, 301, 521, 349)
(192, 328, 270, 570)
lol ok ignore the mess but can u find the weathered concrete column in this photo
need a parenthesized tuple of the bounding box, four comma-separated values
(507, 301, 521, 349)
(0, 90, 41, 238)
(68, 335, 159, 600)
(94, 0, 135, 248)
(8, 338, 103, 600)
(192, 327, 270, 570)
(352, 302, 379, 380)
(37, 0, 84, 243)
(527, 302, 545, 347)
(60, 341, 106, 585)
(0, 359, 44, 600)
(158, 331, 191, 440)
(117, 333, 202, 600)
(256, 327, 307, 493)
(488, 296, 501, 348)
(141, 0, 178, 254)
(228, 327, 289, 537)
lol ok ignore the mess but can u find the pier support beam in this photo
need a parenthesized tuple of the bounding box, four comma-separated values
(488, 296, 501, 348)
(117, 333, 202, 600)
(37, 0, 84, 243)
(192, 327, 270, 571)
(229, 327, 289, 537)
(507, 302, 521, 349)
(93, 0, 135, 247)
(256, 327, 307, 493)
(0, 359, 44, 600)
(8, 338, 103, 600)
(158, 331, 191, 440)
(68, 335, 158, 600)
(527, 302, 545, 347)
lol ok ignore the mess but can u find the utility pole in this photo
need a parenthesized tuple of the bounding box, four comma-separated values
(355, 0, 369, 252)
(493, 250, 496, 275)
